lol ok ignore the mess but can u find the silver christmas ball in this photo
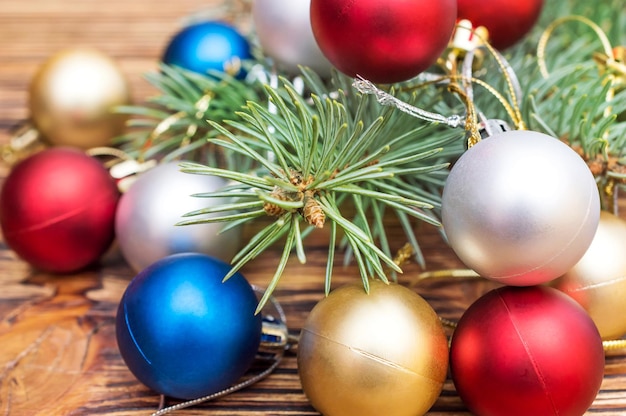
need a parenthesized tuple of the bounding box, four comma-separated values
(441, 130, 600, 286)
(115, 162, 241, 272)
(252, 0, 332, 76)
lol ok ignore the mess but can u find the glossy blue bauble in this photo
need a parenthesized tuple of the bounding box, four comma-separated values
(115, 253, 262, 400)
(162, 21, 252, 78)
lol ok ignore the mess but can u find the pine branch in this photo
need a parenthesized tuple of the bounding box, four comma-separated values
(115, 64, 261, 168)
(178, 69, 463, 308)
(118, 0, 626, 306)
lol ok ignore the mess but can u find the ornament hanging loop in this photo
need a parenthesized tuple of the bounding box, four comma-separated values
(2, 121, 46, 165)
(85, 147, 157, 192)
(460, 47, 525, 131)
(537, 15, 619, 119)
(537, 15, 615, 79)
(537, 15, 617, 117)
(443, 21, 526, 131)
(447, 82, 481, 148)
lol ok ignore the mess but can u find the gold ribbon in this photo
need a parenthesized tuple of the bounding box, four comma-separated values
(1, 121, 46, 165)
(537, 15, 615, 79)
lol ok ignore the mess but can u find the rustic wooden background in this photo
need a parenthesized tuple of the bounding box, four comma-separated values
(2, 1, 626, 415)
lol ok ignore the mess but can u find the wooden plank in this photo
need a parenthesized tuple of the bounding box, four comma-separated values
(1, 1, 626, 414)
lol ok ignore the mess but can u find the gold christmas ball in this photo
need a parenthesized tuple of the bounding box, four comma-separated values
(552, 210, 626, 339)
(29, 47, 131, 149)
(297, 280, 449, 416)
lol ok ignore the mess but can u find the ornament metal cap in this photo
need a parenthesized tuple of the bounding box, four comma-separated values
(2, 121, 46, 165)
(449, 19, 489, 55)
(256, 285, 291, 355)
(477, 118, 512, 139)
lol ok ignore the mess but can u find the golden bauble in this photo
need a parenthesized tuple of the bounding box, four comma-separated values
(552, 210, 626, 339)
(297, 280, 449, 416)
(29, 47, 131, 149)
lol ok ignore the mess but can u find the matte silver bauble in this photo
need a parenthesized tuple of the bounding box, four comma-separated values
(115, 162, 241, 272)
(441, 130, 600, 286)
(252, 0, 332, 76)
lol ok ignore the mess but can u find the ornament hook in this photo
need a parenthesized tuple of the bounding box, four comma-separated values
(2, 121, 46, 165)
(85, 147, 157, 193)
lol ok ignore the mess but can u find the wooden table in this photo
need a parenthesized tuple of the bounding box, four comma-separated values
(2, 1, 626, 415)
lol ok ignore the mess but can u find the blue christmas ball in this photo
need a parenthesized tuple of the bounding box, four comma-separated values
(162, 21, 252, 78)
(115, 253, 262, 400)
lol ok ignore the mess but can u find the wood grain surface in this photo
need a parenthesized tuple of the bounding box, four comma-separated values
(2, 1, 626, 415)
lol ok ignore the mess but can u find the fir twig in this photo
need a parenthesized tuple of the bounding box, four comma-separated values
(179, 69, 461, 308)
(116, 64, 261, 167)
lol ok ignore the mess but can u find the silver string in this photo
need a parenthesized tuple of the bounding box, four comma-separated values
(462, 44, 523, 113)
(351, 76, 465, 128)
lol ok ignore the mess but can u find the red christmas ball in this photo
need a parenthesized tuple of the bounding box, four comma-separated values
(0, 148, 120, 273)
(457, 0, 544, 50)
(310, 0, 457, 84)
(450, 286, 604, 416)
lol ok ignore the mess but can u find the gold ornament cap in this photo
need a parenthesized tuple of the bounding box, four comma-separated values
(29, 47, 131, 149)
(298, 280, 449, 416)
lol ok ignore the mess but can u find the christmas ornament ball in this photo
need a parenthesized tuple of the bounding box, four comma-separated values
(162, 21, 252, 78)
(115, 162, 241, 272)
(29, 47, 131, 149)
(116, 253, 262, 399)
(310, 0, 457, 84)
(0, 147, 119, 273)
(450, 286, 604, 416)
(552, 210, 626, 339)
(252, 0, 332, 76)
(441, 130, 600, 286)
(457, 0, 544, 50)
(298, 280, 449, 416)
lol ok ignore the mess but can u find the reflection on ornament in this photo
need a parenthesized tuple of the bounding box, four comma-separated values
(553, 211, 626, 339)
(442, 130, 600, 286)
(310, 0, 457, 84)
(457, 0, 544, 50)
(451, 286, 604, 416)
(0, 147, 120, 273)
(298, 280, 448, 416)
(162, 21, 251, 78)
(29, 47, 131, 149)
(252, 0, 332, 76)
(116, 253, 262, 400)
(115, 161, 241, 272)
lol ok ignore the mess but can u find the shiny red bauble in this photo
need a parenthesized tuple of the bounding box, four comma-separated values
(450, 286, 604, 416)
(0, 148, 120, 273)
(457, 0, 544, 50)
(310, 0, 457, 84)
